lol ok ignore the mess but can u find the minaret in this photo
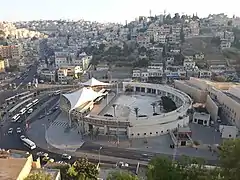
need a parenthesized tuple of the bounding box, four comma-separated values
(150, 10, 152, 17)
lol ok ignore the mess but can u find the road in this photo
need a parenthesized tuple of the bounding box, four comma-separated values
(0, 63, 38, 104)
(12, 63, 38, 87)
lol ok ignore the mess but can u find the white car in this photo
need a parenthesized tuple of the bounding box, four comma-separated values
(20, 135, 26, 140)
(37, 152, 49, 157)
(61, 153, 71, 160)
(27, 108, 33, 114)
(8, 128, 13, 134)
(16, 127, 21, 133)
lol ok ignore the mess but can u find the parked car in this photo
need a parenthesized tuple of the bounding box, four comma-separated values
(16, 127, 21, 133)
(61, 153, 71, 160)
(20, 135, 26, 140)
(37, 152, 49, 157)
(27, 108, 33, 114)
(8, 128, 13, 134)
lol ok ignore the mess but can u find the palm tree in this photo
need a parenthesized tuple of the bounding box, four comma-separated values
(112, 104, 117, 117)
(158, 100, 163, 112)
(151, 102, 157, 114)
(134, 107, 139, 119)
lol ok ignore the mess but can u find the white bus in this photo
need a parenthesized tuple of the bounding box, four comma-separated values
(5, 96, 16, 104)
(17, 91, 30, 98)
(32, 99, 39, 105)
(21, 138, 36, 150)
(19, 108, 27, 115)
(26, 103, 33, 109)
(54, 90, 61, 95)
(11, 114, 20, 122)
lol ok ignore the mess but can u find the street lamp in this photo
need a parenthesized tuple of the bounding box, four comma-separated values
(98, 146, 102, 165)
(42, 124, 49, 150)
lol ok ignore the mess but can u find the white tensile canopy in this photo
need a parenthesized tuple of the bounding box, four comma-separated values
(62, 87, 101, 110)
(81, 77, 110, 87)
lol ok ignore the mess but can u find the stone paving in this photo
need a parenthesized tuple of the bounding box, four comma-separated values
(45, 112, 85, 152)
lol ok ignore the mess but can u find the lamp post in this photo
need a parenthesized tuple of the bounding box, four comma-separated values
(98, 146, 102, 165)
(42, 124, 49, 150)
(172, 124, 180, 162)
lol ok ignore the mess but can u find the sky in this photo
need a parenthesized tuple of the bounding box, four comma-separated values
(1, 0, 240, 23)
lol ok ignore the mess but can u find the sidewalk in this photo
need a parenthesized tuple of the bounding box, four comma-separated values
(45, 111, 85, 152)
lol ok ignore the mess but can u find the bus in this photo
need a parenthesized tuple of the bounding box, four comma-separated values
(21, 138, 36, 150)
(26, 103, 33, 109)
(19, 93, 34, 101)
(5, 96, 16, 104)
(19, 108, 27, 115)
(53, 90, 61, 95)
(17, 91, 30, 98)
(32, 99, 39, 105)
(11, 114, 20, 122)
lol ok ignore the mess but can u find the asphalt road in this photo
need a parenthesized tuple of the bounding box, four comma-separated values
(0, 63, 38, 104)
(12, 63, 38, 87)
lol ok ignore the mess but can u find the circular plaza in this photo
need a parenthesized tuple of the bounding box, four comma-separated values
(59, 79, 193, 139)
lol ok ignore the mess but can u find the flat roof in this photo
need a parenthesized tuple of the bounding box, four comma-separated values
(224, 92, 240, 104)
(193, 112, 210, 120)
(182, 80, 203, 90)
(0, 158, 27, 180)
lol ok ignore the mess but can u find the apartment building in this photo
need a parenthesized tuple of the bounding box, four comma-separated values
(136, 34, 150, 47)
(183, 59, 195, 70)
(220, 39, 231, 49)
(54, 52, 70, 67)
(153, 34, 166, 44)
(0, 59, 5, 73)
(198, 70, 212, 79)
(57, 66, 82, 82)
(189, 21, 200, 36)
(39, 68, 56, 82)
(0, 45, 22, 59)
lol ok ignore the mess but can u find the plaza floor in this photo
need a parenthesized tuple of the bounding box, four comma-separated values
(45, 112, 85, 152)
(104, 94, 162, 118)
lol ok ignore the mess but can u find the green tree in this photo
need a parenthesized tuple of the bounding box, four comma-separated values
(219, 138, 240, 180)
(49, 164, 72, 180)
(161, 96, 177, 112)
(25, 171, 52, 180)
(72, 157, 99, 180)
(147, 156, 220, 180)
(134, 107, 139, 118)
(147, 157, 183, 180)
(151, 102, 157, 114)
(107, 171, 139, 180)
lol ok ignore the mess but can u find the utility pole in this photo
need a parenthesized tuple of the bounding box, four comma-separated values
(172, 124, 180, 162)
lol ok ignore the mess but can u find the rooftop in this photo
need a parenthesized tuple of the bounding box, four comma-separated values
(0, 158, 28, 180)
(182, 80, 203, 90)
(193, 112, 210, 120)
(224, 92, 240, 104)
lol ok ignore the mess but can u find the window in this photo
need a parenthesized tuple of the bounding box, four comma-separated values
(150, 132, 152, 135)
(229, 134, 232, 138)
(204, 120, 207, 124)
(144, 133, 146, 135)
(137, 133, 140, 136)
(156, 132, 158, 134)
(131, 133, 134, 136)
(161, 131, 163, 133)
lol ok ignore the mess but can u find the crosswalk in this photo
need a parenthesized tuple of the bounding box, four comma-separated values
(51, 121, 77, 129)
